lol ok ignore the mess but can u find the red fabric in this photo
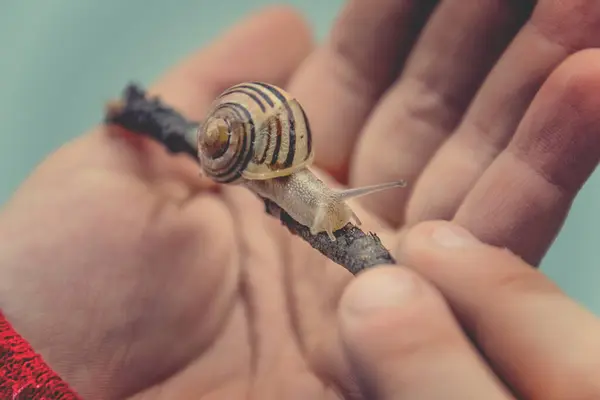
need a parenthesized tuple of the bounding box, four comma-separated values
(0, 311, 82, 399)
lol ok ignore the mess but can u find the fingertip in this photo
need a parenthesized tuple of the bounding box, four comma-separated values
(235, 4, 315, 64)
(340, 266, 425, 317)
(508, 47, 600, 197)
(397, 220, 525, 283)
(339, 265, 442, 347)
(402, 220, 458, 243)
(545, 48, 600, 109)
(149, 5, 314, 119)
(185, 3, 315, 66)
(395, 220, 445, 254)
(255, 4, 315, 44)
(398, 218, 563, 307)
(399, 220, 482, 257)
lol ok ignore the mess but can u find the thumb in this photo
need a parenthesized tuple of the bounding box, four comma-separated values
(337, 266, 512, 399)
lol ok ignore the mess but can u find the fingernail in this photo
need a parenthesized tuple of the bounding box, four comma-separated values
(342, 268, 419, 316)
(431, 224, 480, 248)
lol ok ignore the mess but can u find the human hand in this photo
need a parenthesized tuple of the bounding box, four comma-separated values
(338, 220, 600, 399)
(289, 0, 600, 265)
(0, 2, 599, 400)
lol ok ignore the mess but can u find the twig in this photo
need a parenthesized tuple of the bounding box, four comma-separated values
(103, 83, 396, 274)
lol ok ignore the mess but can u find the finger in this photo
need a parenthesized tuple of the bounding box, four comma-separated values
(338, 266, 513, 399)
(454, 49, 600, 265)
(91, 5, 313, 179)
(407, 0, 600, 223)
(32, 6, 313, 204)
(400, 220, 600, 400)
(151, 5, 313, 121)
(287, 0, 438, 183)
(351, 0, 532, 226)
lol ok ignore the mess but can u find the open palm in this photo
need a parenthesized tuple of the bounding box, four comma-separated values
(1, 3, 599, 400)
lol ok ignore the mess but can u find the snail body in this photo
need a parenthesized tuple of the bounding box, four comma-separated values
(197, 82, 406, 240)
(244, 169, 405, 240)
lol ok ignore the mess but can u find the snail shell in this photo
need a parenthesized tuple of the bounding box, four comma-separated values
(197, 81, 314, 184)
(197, 81, 406, 241)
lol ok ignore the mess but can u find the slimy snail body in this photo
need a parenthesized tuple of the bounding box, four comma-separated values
(197, 82, 406, 241)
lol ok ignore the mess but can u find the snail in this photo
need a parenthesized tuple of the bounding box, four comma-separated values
(197, 81, 406, 241)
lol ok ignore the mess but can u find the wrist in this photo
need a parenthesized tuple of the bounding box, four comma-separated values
(0, 311, 82, 399)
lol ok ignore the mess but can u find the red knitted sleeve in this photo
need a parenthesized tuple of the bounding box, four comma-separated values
(0, 311, 82, 399)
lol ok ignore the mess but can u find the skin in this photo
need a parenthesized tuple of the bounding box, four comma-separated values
(0, 2, 599, 399)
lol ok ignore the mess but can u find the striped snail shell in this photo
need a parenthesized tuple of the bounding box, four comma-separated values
(197, 81, 314, 184)
(196, 81, 407, 241)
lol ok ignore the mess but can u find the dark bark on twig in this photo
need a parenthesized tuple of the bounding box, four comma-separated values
(103, 83, 396, 274)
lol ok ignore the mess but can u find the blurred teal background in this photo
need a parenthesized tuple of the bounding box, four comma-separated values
(0, 1, 598, 312)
